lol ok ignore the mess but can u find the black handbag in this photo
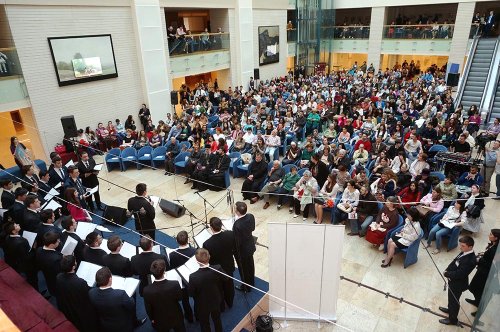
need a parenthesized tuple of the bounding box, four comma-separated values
(466, 205, 481, 219)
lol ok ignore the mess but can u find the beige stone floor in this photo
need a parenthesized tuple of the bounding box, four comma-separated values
(96, 157, 499, 332)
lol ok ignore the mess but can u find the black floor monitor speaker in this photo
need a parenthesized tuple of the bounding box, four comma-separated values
(159, 199, 185, 218)
(170, 91, 179, 105)
(102, 205, 128, 225)
(447, 73, 459, 87)
(61, 116, 78, 138)
(254, 68, 260, 80)
(255, 315, 273, 332)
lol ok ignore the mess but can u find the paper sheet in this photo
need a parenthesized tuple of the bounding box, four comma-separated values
(150, 196, 160, 208)
(96, 225, 112, 232)
(119, 241, 137, 259)
(76, 261, 102, 287)
(44, 188, 60, 201)
(194, 228, 212, 247)
(93, 164, 103, 171)
(149, 270, 184, 289)
(22, 231, 37, 249)
(75, 222, 97, 240)
(54, 182, 62, 189)
(65, 160, 75, 168)
(0, 209, 6, 218)
(86, 186, 99, 195)
(61, 235, 78, 255)
(112, 276, 139, 297)
(138, 245, 161, 255)
(100, 239, 111, 254)
(42, 199, 62, 211)
(222, 218, 234, 231)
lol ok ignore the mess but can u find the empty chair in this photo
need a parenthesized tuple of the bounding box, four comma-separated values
(151, 146, 167, 169)
(105, 148, 122, 172)
(228, 152, 241, 175)
(137, 146, 153, 170)
(179, 141, 191, 151)
(120, 147, 137, 171)
(174, 151, 191, 174)
(282, 164, 295, 174)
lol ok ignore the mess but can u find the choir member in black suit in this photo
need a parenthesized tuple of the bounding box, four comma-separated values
(131, 235, 169, 296)
(233, 201, 256, 292)
(35, 231, 63, 297)
(60, 216, 85, 262)
(78, 151, 103, 211)
(65, 166, 90, 209)
(102, 235, 133, 277)
(82, 231, 107, 266)
(1, 180, 15, 209)
(439, 236, 477, 325)
(144, 259, 185, 332)
(2, 222, 38, 289)
(36, 209, 62, 249)
(48, 156, 68, 190)
(203, 217, 236, 308)
(7, 187, 28, 224)
(21, 194, 42, 233)
(89, 267, 138, 332)
(20, 164, 40, 191)
(467, 228, 499, 314)
(37, 170, 53, 204)
(56, 255, 99, 332)
(169, 231, 196, 322)
(127, 183, 156, 240)
(189, 249, 225, 332)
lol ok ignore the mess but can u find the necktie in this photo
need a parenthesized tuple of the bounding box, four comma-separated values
(85, 161, 89, 168)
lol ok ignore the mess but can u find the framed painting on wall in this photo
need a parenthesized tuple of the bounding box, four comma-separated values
(258, 26, 280, 66)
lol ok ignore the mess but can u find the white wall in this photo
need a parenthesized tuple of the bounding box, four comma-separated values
(6, 5, 144, 155)
(253, 9, 287, 81)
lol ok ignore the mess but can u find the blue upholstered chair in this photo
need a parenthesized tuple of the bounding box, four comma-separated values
(105, 148, 122, 172)
(120, 147, 137, 171)
(397, 228, 424, 268)
(136, 146, 153, 169)
(174, 152, 191, 174)
(151, 146, 167, 169)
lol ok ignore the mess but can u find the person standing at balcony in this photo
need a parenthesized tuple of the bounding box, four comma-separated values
(201, 28, 210, 51)
(483, 11, 495, 37)
(0, 51, 8, 74)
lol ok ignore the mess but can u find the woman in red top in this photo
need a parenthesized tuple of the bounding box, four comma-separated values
(398, 181, 421, 209)
(64, 187, 91, 222)
(365, 196, 400, 249)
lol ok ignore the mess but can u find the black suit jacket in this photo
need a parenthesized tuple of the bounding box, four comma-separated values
(35, 247, 62, 296)
(78, 158, 100, 188)
(169, 246, 196, 270)
(131, 252, 169, 296)
(233, 214, 256, 257)
(56, 273, 99, 332)
(21, 209, 41, 233)
(103, 253, 133, 277)
(61, 232, 85, 262)
(1, 190, 15, 210)
(444, 251, 477, 291)
(37, 181, 53, 203)
(3, 235, 32, 273)
(48, 166, 68, 189)
(36, 223, 63, 249)
(127, 196, 156, 233)
(8, 201, 25, 224)
(83, 246, 107, 266)
(203, 231, 236, 274)
(143, 279, 184, 330)
(21, 174, 40, 191)
(88, 287, 135, 332)
(189, 265, 225, 316)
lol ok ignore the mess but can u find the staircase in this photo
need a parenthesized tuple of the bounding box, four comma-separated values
(460, 39, 497, 111)
(490, 79, 500, 120)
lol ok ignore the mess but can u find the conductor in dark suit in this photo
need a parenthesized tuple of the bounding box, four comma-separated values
(144, 259, 185, 332)
(56, 255, 99, 332)
(233, 201, 256, 292)
(102, 235, 133, 277)
(169, 230, 196, 322)
(439, 236, 477, 325)
(127, 183, 156, 240)
(89, 267, 136, 332)
(60, 216, 85, 263)
(1, 179, 15, 209)
(189, 249, 225, 332)
(83, 231, 107, 266)
(35, 231, 63, 298)
(203, 217, 236, 308)
(131, 235, 169, 296)
(78, 151, 103, 211)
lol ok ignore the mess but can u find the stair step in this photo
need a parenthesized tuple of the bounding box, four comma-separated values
(463, 86, 485, 93)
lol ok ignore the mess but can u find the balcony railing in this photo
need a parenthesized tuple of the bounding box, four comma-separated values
(332, 25, 370, 39)
(0, 47, 23, 77)
(167, 32, 229, 57)
(383, 24, 454, 39)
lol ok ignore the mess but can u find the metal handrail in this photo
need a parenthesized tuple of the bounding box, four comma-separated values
(455, 37, 479, 108)
(481, 37, 500, 123)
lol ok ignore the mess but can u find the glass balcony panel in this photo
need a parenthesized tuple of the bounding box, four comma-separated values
(0, 47, 23, 77)
(168, 32, 229, 57)
(382, 24, 454, 39)
(331, 26, 370, 39)
(287, 28, 297, 43)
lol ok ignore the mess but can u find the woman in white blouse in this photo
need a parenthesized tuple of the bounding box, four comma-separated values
(463, 184, 485, 233)
(381, 207, 421, 267)
(409, 153, 430, 178)
(391, 151, 407, 174)
(425, 200, 466, 254)
(333, 180, 359, 224)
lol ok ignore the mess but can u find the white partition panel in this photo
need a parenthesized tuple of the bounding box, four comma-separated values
(268, 223, 344, 322)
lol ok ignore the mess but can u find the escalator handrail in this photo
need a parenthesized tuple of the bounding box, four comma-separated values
(480, 37, 500, 123)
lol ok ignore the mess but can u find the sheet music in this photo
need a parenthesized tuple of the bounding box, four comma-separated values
(54, 182, 62, 189)
(42, 199, 62, 211)
(138, 245, 161, 255)
(65, 160, 75, 168)
(176, 255, 201, 283)
(194, 228, 212, 247)
(22, 231, 37, 249)
(86, 186, 99, 195)
(149, 270, 184, 289)
(120, 241, 137, 259)
(61, 236, 78, 255)
(176, 265, 192, 283)
(440, 219, 456, 229)
(96, 225, 112, 232)
(112, 276, 139, 297)
(150, 196, 160, 208)
(100, 239, 111, 254)
(76, 261, 102, 287)
(44, 188, 60, 201)
(75, 222, 97, 240)
(93, 164, 103, 171)
(0, 209, 6, 218)
(221, 218, 234, 231)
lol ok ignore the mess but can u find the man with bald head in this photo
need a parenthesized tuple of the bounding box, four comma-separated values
(258, 160, 285, 209)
